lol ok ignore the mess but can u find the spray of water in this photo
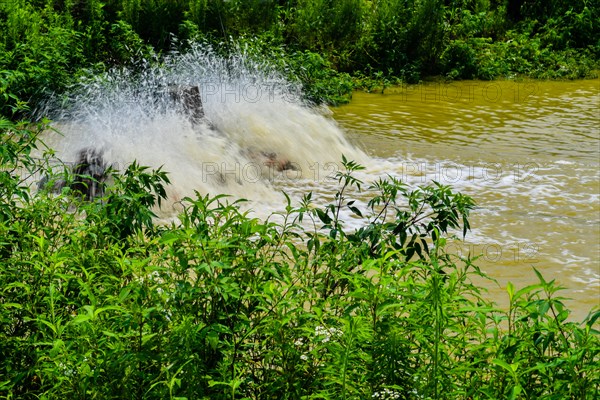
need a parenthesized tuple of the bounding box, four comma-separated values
(39, 43, 368, 218)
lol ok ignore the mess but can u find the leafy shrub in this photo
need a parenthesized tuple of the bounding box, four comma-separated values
(109, 20, 156, 65)
(287, 50, 355, 105)
(1, 128, 598, 399)
(442, 39, 480, 79)
(2, 0, 599, 114)
(0, 2, 90, 117)
(289, 0, 365, 56)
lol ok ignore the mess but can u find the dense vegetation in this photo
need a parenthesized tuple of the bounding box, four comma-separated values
(1, 1, 599, 398)
(1, 0, 599, 113)
(1, 123, 598, 399)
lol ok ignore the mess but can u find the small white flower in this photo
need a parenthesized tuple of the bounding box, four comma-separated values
(328, 327, 343, 337)
(58, 362, 75, 377)
(315, 325, 327, 335)
(314, 325, 342, 343)
(372, 388, 402, 400)
(300, 354, 308, 361)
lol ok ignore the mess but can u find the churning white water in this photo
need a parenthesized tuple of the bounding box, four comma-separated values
(39, 44, 367, 218)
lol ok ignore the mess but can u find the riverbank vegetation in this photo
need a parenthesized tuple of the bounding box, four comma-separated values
(1, 2, 599, 398)
(1, 0, 599, 113)
(1, 123, 598, 398)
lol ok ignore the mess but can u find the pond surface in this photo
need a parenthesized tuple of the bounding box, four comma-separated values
(331, 79, 600, 320)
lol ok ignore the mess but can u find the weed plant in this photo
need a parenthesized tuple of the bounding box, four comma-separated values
(1, 121, 598, 399)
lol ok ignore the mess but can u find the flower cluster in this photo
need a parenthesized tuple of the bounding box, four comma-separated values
(372, 388, 402, 399)
(58, 362, 76, 378)
(314, 325, 343, 343)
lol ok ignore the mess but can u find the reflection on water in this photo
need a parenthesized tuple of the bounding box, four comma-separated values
(332, 79, 600, 320)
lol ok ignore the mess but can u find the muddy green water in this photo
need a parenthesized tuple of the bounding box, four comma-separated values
(332, 79, 600, 320)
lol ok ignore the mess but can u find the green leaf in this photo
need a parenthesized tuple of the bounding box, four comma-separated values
(492, 358, 519, 374)
(508, 385, 522, 400)
(532, 267, 547, 286)
(513, 283, 542, 301)
(348, 205, 362, 217)
(316, 208, 332, 224)
(70, 314, 91, 325)
(142, 333, 158, 345)
(506, 281, 515, 302)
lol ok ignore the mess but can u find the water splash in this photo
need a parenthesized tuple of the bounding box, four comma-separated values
(40, 43, 367, 217)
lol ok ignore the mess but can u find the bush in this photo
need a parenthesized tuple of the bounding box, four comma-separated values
(1, 0, 599, 114)
(286, 50, 355, 105)
(1, 128, 598, 399)
(289, 0, 366, 56)
(0, 3, 86, 116)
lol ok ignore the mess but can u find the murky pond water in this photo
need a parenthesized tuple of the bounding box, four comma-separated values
(331, 79, 600, 320)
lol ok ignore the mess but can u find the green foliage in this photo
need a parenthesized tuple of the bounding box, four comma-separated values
(0, 3, 597, 398)
(289, 0, 366, 67)
(2, 0, 598, 115)
(108, 20, 156, 65)
(1, 128, 598, 399)
(0, 2, 87, 116)
(286, 51, 355, 105)
(118, 0, 187, 50)
(0, 118, 42, 222)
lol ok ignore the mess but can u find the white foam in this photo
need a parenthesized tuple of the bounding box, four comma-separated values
(39, 43, 368, 219)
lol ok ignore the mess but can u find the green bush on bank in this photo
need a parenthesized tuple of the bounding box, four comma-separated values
(1, 0, 599, 114)
(1, 122, 598, 399)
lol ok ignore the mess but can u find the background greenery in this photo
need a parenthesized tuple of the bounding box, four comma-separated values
(1, 0, 599, 114)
